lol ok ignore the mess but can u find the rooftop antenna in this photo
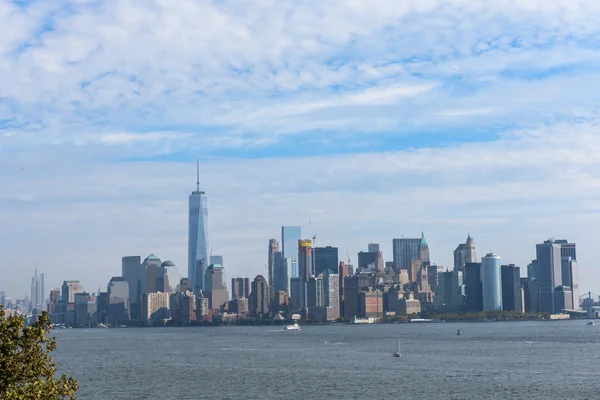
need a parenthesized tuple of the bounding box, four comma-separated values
(196, 158, 200, 192)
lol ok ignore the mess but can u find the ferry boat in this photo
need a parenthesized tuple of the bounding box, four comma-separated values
(284, 323, 300, 331)
(351, 316, 376, 324)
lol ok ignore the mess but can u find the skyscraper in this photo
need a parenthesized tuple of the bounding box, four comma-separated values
(142, 254, 162, 295)
(368, 243, 380, 253)
(298, 239, 313, 282)
(231, 277, 250, 299)
(268, 239, 280, 298)
(62, 281, 84, 304)
(536, 240, 562, 313)
(159, 261, 182, 293)
(273, 252, 288, 294)
(107, 277, 130, 324)
(188, 160, 209, 293)
(314, 246, 339, 276)
(555, 239, 579, 310)
(464, 262, 482, 311)
(249, 275, 269, 316)
(358, 251, 378, 270)
(204, 264, 229, 310)
(392, 232, 429, 273)
(501, 264, 522, 312)
(281, 226, 302, 259)
(30, 268, 41, 312)
(481, 253, 502, 311)
(210, 255, 223, 266)
(453, 235, 477, 272)
(122, 256, 142, 319)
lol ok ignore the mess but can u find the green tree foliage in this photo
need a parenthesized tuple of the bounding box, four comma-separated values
(0, 306, 78, 399)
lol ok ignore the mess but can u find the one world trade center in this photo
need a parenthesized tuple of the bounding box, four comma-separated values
(188, 160, 209, 294)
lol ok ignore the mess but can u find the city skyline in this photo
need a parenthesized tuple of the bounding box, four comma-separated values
(3, 1, 600, 298)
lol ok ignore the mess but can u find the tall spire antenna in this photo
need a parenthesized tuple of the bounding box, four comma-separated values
(196, 158, 200, 192)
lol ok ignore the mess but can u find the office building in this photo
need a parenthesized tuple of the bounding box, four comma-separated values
(554, 286, 573, 311)
(179, 278, 190, 292)
(61, 281, 84, 304)
(435, 270, 464, 312)
(74, 292, 96, 326)
(170, 291, 196, 324)
(273, 252, 288, 294)
(527, 259, 538, 280)
(210, 255, 223, 266)
(122, 256, 142, 320)
(521, 277, 540, 312)
(249, 275, 269, 317)
(392, 232, 429, 273)
(158, 261, 181, 294)
(196, 293, 210, 322)
(30, 269, 41, 312)
(268, 239, 280, 298)
(107, 277, 130, 324)
(231, 277, 250, 299)
(338, 262, 352, 318)
(501, 264, 522, 312)
(314, 246, 339, 276)
(307, 277, 324, 309)
(188, 160, 210, 293)
(323, 270, 340, 320)
(536, 240, 562, 313)
(453, 235, 477, 272)
(358, 251, 378, 270)
(464, 262, 483, 311)
(281, 226, 302, 259)
(142, 254, 162, 294)
(481, 253, 502, 311)
(298, 239, 313, 282)
(204, 264, 229, 310)
(142, 292, 170, 325)
(289, 277, 305, 311)
(343, 273, 374, 320)
(368, 243, 380, 253)
(556, 239, 579, 310)
(359, 290, 383, 319)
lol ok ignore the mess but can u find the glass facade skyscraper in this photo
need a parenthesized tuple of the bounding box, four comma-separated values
(188, 161, 209, 294)
(314, 246, 339, 276)
(281, 226, 301, 260)
(481, 253, 502, 311)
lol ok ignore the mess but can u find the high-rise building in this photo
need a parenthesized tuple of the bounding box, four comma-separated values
(196, 293, 210, 322)
(204, 264, 229, 310)
(554, 285, 573, 311)
(122, 256, 142, 319)
(368, 243, 380, 253)
(343, 273, 374, 320)
(453, 235, 477, 272)
(435, 270, 464, 311)
(268, 239, 280, 298)
(142, 292, 170, 325)
(298, 239, 313, 282)
(273, 252, 288, 294)
(107, 277, 130, 324)
(170, 291, 196, 324)
(481, 253, 502, 311)
(74, 292, 96, 327)
(306, 276, 324, 309)
(61, 281, 84, 304)
(231, 277, 250, 299)
(536, 240, 562, 313)
(281, 226, 302, 259)
(501, 264, 522, 312)
(249, 275, 269, 317)
(359, 290, 383, 319)
(30, 268, 41, 312)
(521, 277, 540, 312)
(358, 251, 378, 270)
(289, 277, 305, 311)
(188, 160, 209, 294)
(555, 240, 579, 310)
(210, 255, 223, 266)
(464, 262, 482, 311)
(392, 232, 429, 273)
(314, 246, 339, 276)
(159, 261, 181, 293)
(323, 270, 340, 320)
(142, 254, 162, 295)
(527, 259, 538, 280)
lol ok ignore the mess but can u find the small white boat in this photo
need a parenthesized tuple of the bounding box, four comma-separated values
(587, 321, 595, 326)
(284, 323, 300, 331)
(98, 323, 108, 328)
(351, 316, 376, 324)
(393, 333, 401, 358)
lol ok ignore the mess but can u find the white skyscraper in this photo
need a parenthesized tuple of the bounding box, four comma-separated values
(188, 160, 209, 294)
(30, 268, 41, 312)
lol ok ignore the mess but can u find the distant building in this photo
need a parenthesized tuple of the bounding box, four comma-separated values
(188, 162, 209, 293)
(527, 259, 538, 281)
(392, 232, 429, 274)
(170, 291, 196, 324)
(323, 270, 339, 320)
(268, 239, 280, 298)
(204, 264, 229, 310)
(281, 226, 302, 260)
(435, 270, 464, 312)
(358, 251, 378, 270)
(61, 281, 84, 304)
(536, 240, 562, 313)
(359, 290, 383, 319)
(521, 278, 540, 312)
(314, 246, 339, 276)
(343, 274, 375, 320)
(501, 265, 522, 312)
(368, 243, 380, 253)
(231, 277, 250, 299)
(249, 275, 269, 317)
(556, 239, 579, 310)
(196, 293, 210, 322)
(289, 277, 305, 311)
(210, 255, 223, 266)
(107, 277, 130, 324)
(227, 297, 249, 314)
(74, 292, 96, 326)
(179, 278, 190, 293)
(481, 253, 502, 311)
(464, 263, 483, 311)
(122, 256, 142, 320)
(338, 262, 351, 318)
(158, 261, 181, 294)
(554, 285, 573, 311)
(453, 235, 477, 272)
(298, 239, 313, 282)
(30, 269, 41, 313)
(143, 292, 170, 325)
(273, 252, 288, 295)
(142, 254, 162, 295)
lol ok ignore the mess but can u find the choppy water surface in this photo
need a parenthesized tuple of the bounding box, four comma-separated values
(54, 320, 600, 399)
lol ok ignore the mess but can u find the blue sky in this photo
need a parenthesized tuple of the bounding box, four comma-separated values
(2, 0, 600, 299)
